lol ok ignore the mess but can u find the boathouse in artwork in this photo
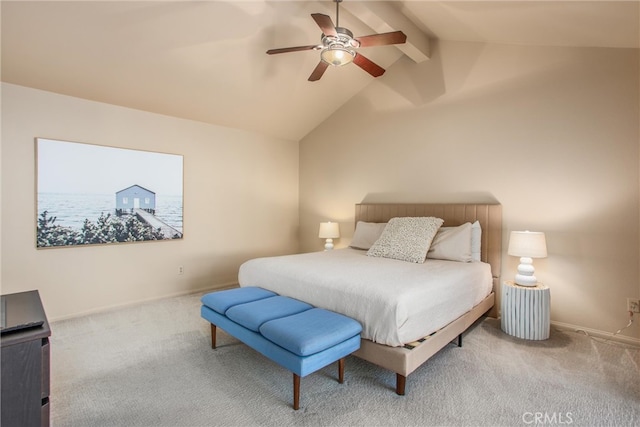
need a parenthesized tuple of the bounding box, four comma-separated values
(115, 185, 155, 215)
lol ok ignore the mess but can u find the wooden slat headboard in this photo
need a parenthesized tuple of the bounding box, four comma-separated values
(355, 203, 502, 288)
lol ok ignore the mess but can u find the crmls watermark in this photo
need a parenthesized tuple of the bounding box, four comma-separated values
(522, 412, 574, 425)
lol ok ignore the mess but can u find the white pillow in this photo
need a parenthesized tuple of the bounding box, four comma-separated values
(427, 222, 473, 262)
(471, 220, 482, 261)
(350, 221, 387, 250)
(367, 217, 444, 264)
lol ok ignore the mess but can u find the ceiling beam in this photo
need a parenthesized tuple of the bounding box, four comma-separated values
(341, 1, 430, 63)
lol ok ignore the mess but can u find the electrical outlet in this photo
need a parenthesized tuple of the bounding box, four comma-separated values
(178, 266, 184, 275)
(627, 298, 640, 313)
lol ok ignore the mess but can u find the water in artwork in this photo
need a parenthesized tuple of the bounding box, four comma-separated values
(37, 193, 183, 232)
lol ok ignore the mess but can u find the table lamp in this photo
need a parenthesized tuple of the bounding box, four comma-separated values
(319, 222, 340, 251)
(507, 231, 547, 286)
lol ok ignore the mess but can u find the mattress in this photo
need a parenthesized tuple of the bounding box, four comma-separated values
(238, 248, 492, 347)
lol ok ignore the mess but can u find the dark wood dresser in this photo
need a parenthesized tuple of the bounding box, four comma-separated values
(1, 290, 51, 427)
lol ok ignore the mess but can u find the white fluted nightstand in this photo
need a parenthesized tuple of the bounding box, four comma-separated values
(501, 280, 550, 340)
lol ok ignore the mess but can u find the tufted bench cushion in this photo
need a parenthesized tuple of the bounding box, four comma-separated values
(259, 308, 363, 357)
(227, 296, 312, 332)
(200, 287, 362, 410)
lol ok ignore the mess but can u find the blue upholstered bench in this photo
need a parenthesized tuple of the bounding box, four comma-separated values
(200, 287, 362, 410)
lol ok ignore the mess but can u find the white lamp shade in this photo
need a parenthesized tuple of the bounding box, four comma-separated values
(318, 222, 340, 239)
(508, 231, 547, 258)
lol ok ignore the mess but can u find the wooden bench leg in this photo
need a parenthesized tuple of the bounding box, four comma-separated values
(293, 374, 300, 410)
(396, 373, 406, 396)
(293, 358, 344, 410)
(210, 324, 217, 349)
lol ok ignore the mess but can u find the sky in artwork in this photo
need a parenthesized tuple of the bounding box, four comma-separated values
(37, 138, 183, 196)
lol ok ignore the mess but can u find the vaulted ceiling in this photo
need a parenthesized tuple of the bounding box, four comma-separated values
(2, 1, 638, 141)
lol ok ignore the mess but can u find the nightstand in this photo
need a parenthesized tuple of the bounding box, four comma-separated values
(501, 280, 550, 340)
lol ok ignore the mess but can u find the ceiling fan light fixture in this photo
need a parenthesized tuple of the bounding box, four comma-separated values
(266, 3, 407, 81)
(321, 45, 355, 66)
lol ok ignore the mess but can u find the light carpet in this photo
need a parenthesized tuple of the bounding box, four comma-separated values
(50, 292, 640, 426)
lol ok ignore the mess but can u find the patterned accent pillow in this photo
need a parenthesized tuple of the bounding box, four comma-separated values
(367, 217, 444, 263)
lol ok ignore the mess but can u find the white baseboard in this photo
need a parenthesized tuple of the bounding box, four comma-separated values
(551, 320, 640, 347)
(49, 282, 239, 322)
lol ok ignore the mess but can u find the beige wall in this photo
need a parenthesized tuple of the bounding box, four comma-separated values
(299, 41, 640, 340)
(1, 83, 299, 320)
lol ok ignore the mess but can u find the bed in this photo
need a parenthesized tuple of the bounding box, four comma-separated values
(238, 203, 502, 395)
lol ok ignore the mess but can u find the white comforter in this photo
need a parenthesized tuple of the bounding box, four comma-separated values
(238, 248, 492, 347)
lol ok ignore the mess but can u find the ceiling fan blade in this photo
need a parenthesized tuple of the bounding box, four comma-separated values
(308, 61, 329, 82)
(266, 44, 320, 55)
(353, 53, 385, 78)
(311, 13, 337, 37)
(356, 31, 407, 48)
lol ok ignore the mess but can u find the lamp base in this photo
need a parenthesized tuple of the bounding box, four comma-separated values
(514, 274, 538, 287)
(514, 256, 537, 286)
(324, 238, 334, 251)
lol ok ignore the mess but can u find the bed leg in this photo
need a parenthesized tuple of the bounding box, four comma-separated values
(458, 333, 462, 347)
(338, 358, 345, 384)
(396, 374, 406, 396)
(210, 324, 217, 349)
(293, 373, 300, 410)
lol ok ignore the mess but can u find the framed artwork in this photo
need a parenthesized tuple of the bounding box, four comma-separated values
(36, 138, 183, 248)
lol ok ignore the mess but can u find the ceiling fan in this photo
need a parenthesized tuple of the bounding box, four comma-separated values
(266, 0, 407, 82)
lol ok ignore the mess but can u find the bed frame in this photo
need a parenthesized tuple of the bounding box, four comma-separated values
(352, 203, 502, 395)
